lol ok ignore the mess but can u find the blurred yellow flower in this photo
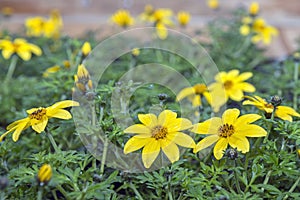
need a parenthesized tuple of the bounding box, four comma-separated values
(149, 9, 173, 40)
(251, 18, 278, 45)
(249, 2, 259, 16)
(111, 9, 134, 28)
(243, 95, 300, 122)
(0, 38, 42, 61)
(207, 0, 219, 10)
(0, 100, 79, 142)
(139, 4, 154, 21)
(240, 25, 250, 36)
(209, 70, 255, 112)
(131, 48, 140, 57)
(37, 164, 52, 185)
(1, 7, 13, 17)
(124, 110, 195, 168)
(177, 11, 191, 27)
(81, 42, 91, 57)
(43, 65, 61, 77)
(177, 84, 212, 107)
(74, 64, 93, 93)
(192, 108, 267, 160)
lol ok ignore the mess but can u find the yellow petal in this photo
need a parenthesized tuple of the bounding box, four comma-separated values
(191, 117, 222, 134)
(235, 124, 267, 137)
(7, 117, 30, 130)
(124, 136, 149, 154)
(166, 118, 192, 132)
(28, 44, 42, 56)
(156, 23, 167, 40)
(162, 143, 179, 163)
(158, 110, 177, 127)
(138, 113, 157, 127)
(47, 109, 72, 119)
(176, 87, 194, 101)
(124, 124, 151, 134)
(228, 135, 249, 153)
(12, 120, 30, 142)
(228, 88, 244, 101)
(31, 117, 48, 133)
(234, 114, 261, 127)
(192, 95, 201, 107)
(81, 42, 91, 56)
(194, 135, 219, 153)
(17, 51, 31, 61)
(213, 138, 228, 160)
(276, 106, 300, 122)
(172, 132, 195, 148)
(222, 108, 240, 125)
(142, 139, 161, 168)
(237, 72, 253, 82)
(2, 49, 14, 59)
(227, 70, 240, 78)
(237, 82, 256, 92)
(48, 100, 79, 110)
(0, 129, 13, 142)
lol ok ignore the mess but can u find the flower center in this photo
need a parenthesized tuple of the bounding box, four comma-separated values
(151, 125, 168, 140)
(224, 80, 233, 90)
(193, 84, 207, 95)
(218, 123, 235, 138)
(29, 108, 47, 120)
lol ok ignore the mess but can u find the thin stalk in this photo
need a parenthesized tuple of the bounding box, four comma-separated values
(261, 170, 272, 192)
(129, 182, 144, 200)
(100, 138, 108, 175)
(46, 130, 61, 153)
(234, 160, 242, 194)
(167, 174, 174, 200)
(57, 185, 70, 200)
(263, 108, 275, 143)
(5, 55, 18, 83)
(37, 188, 43, 200)
(243, 152, 250, 171)
(293, 62, 299, 110)
(283, 176, 300, 200)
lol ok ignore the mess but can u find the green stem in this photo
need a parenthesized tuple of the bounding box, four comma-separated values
(100, 137, 108, 175)
(167, 175, 174, 200)
(129, 182, 143, 200)
(263, 108, 276, 143)
(293, 62, 299, 110)
(261, 170, 272, 192)
(46, 130, 61, 153)
(57, 185, 70, 200)
(234, 160, 242, 194)
(243, 152, 250, 171)
(283, 176, 300, 200)
(37, 188, 43, 200)
(5, 55, 18, 83)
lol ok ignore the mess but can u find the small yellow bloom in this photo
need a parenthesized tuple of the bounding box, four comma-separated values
(124, 110, 195, 168)
(37, 164, 52, 185)
(209, 70, 256, 112)
(131, 48, 140, 57)
(251, 18, 278, 45)
(177, 11, 191, 27)
(74, 64, 93, 93)
(0, 38, 42, 61)
(139, 4, 154, 21)
(0, 100, 79, 142)
(43, 65, 61, 77)
(1, 7, 13, 17)
(81, 42, 91, 57)
(240, 25, 250, 36)
(298, 149, 300, 157)
(242, 16, 253, 25)
(207, 0, 219, 10)
(111, 9, 134, 28)
(63, 60, 71, 69)
(243, 95, 300, 122)
(177, 84, 212, 107)
(249, 2, 259, 16)
(192, 108, 267, 160)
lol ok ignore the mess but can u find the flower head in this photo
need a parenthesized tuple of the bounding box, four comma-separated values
(251, 18, 278, 45)
(207, 0, 219, 10)
(131, 48, 140, 57)
(111, 9, 134, 28)
(243, 95, 300, 122)
(148, 8, 173, 40)
(0, 100, 79, 142)
(177, 84, 212, 107)
(0, 38, 42, 61)
(209, 70, 256, 112)
(192, 108, 267, 159)
(249, 2, 259, 16)
(177, 11, 191, 27)
(139, 4, 154, 21)
(43, 65, 61, 77)
(37, 164, 52, 186)
(74, 64, 93, 93)
(124, 110, 195, 168)
(81, 42, 91, 57)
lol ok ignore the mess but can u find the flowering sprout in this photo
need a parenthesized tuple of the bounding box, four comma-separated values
(207, 0, 219, 10)
(0, 100, 79, 142)
(192, 108, 267, 160)
(177, 84, 212, 107)
(209, 69, 255, 112)
(43, 65, 61, 77)
(243, 95, 300, 122)
(74, 64, 93, 93)
(81, 42, 91, 57)
(249, 2, 259, 16)
(110, 9, 135, 28)
(123, 110, 195, 168)
(148, 8, 173, 40)
(0, 38, 42, 61)
(37, 164, 52, 186)
(139, 4, 154, 22)
(177, 11, 191, 27)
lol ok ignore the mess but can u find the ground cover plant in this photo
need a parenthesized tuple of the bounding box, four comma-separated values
(0, 2, 300, 200)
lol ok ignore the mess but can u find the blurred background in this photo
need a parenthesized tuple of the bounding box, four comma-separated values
(0, 0, 300, 57)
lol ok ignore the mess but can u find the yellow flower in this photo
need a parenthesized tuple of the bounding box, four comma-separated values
(131, 48, 140, 57)
(81, 42, 91, 57)
(111, 9, 134, 28)
(251, 18, 278, 45)
(177, 11, 191, 27)
(298, 149, 300, 158)
(148, 9, 173, 40)
(37, 164, 52, 185)
(0, 100, 79, 142)
(0, 38, 42, 61)
(209, 70, 255, 112)
(249, 2, 259, 16)
(63, 60, 71, 69)
(243, 95, 300, 122)
(207, 0, 219, 10)
(177, 84, 212, 107)
(124, 110, 195, 168)
(1, 7, 13, 17)
(43, 65, 61, 77)
(240, 25, 250, 36)
(192, 108, 267, 159)
(74, 64, 93, 93)
(139, 4, 154, 21)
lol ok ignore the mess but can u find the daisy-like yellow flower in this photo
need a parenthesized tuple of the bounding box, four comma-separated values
(192, 108, 267, 159)
(209, 70, 255, 112)
(251, 18, 278, 45)
(43, 65, 61, 77)
(74, 64, 93, 93)
(0, 100, 79, 142)
(177, 84, 212, 107)
(37, 164, 52, 185)
(0, 38, 42, 61)
(249, 2, 259, 16)
(111, 9, 135, 28)
(81, 42, 91, 57)
(177, 11, 191, 27)
(131, 48, 140, 57)
(139, 4, 154, 21)
(124, 110, 195, 168)
(243, 95, 300, 122)
(207, 0, 219, 10)
(148, 8, 173, 40)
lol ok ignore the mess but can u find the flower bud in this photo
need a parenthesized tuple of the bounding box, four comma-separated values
(37, 164, 52, 186)
(270, 95, 282, 107)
